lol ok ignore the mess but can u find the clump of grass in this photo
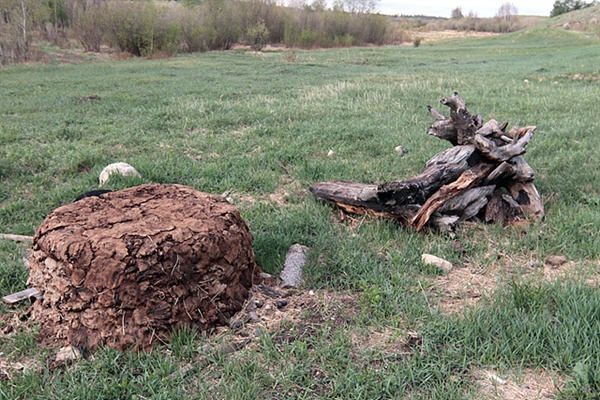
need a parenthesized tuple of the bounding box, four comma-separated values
(422, 278, 600, 397)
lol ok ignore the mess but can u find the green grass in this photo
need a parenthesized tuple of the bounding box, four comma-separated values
(0, 24, 599, 398)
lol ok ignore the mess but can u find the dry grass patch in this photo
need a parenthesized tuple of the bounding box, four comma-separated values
(432, 264, 500, 314)
(476, 368, 565, 400)
(226, 179, 308, 208)
(431, 251, 599, 314)
(224, 285, 360, 340)
(407, 30, 498, 44)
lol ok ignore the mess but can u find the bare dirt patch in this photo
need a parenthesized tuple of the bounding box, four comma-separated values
(432, 264, 500, 314)
(431, 253, 600, 314)
(475, 368, 565, 400)
(225, 286, 360, 341)
(226, 179, 308, 208)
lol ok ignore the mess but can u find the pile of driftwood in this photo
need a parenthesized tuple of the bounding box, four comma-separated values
(310, 93, 544, 231)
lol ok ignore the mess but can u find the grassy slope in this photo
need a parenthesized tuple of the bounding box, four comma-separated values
(0, 20, 599, 399)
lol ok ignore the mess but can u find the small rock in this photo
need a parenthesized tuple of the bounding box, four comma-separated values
(327, 149, 335, 157)
(485, 372, 507, 386)
(248, 312, 260, 323)
(230, 320, 244, 330)
(394, 145, 404, 155)
(422, 254, 453, 273)
(276, 300, 288, 309)
(545, 255, 567, 267)
(528, 261, 542, 268)
(308, 290, 315, 296)
(254, 328, 264, 337)
(50, 345, 82, 370)
(452, 241, 467, 254)
(55, 346, 82, 363)
(407, 331, 422, 346)
(99, 162, 141, 186)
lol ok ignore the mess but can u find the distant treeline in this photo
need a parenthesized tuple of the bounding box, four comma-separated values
(0, 0, 401, 63)
(0, 0, 551, 65)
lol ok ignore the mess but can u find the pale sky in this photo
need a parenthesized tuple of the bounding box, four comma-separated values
(376, 1, 556, 17)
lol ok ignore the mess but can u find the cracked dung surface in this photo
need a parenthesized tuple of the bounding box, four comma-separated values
(27, 183, 262, 350)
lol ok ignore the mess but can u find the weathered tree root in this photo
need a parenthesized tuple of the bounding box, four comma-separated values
(310, 92, 544, 231)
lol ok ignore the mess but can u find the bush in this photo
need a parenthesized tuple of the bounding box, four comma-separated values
(103, 1, 180, 57)
(180, 2, 240, 52)
(0, 0, 46, 63)
(244, 19, 270, 51)
(72, 3, 106, 52)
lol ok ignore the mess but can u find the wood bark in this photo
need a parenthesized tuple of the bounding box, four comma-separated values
(310, 93, 544, 231)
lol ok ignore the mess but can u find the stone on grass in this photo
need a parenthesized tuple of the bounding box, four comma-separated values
(99, 162, 140, 186)
(422, 254, 453, 273)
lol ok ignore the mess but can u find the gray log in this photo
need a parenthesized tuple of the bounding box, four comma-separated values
(280, 244, 309, 288)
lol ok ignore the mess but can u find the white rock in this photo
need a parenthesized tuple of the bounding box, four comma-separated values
(99, 162, 141, 186)
(55, 346, 82, 362)
(422, 253, 453, 272)
(327, 149, 335, 157)
(395, 145, 404, 154)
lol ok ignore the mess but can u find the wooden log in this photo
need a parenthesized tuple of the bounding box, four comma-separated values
(427, 118, 458, 145)
(484, 189, 521, 224)
(506, 181, 544, 221)
(377, 145, 477, 206)
(474, 127, 535, 162)
(3, 288, 40, 304)
(509, 156, 535, 182)
(411, 163, 495, 231)
(437, 185, 496, 220)
(309, 181, 420, 223)
(280, 244, 309, 289)
(485, 162, 513, 184)
(440, 92, 482, 145)
(0, 234, 34, 243)
(427, 105, 447, 121)
(475, 119, 503, 137)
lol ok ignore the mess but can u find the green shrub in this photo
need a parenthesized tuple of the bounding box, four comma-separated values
(72, 3, 107, 52)
(104, 1, 180, 57)
(244, 19, 270, 51)
(180, 2, 240, 52)
(298, 27, 320, 48)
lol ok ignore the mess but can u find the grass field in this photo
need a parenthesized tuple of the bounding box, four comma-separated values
(1, 17, 599, 399)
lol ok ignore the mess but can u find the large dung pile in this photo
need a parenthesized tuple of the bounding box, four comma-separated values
(27, 183, 262, 350)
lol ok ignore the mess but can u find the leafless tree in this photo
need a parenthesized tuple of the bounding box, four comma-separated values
(497, 2, 518, 21)
(333, 0, 379, 14)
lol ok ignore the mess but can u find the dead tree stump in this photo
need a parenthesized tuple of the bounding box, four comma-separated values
(310, 93, 544, 231)
(27, 183, 262, 350)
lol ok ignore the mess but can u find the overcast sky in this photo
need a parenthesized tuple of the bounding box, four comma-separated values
(376, 1, 556, 18)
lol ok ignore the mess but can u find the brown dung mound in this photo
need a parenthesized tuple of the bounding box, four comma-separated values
(27, 183, 262, 350)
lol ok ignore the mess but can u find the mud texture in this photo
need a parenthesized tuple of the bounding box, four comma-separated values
(28, 184, 262, 350)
